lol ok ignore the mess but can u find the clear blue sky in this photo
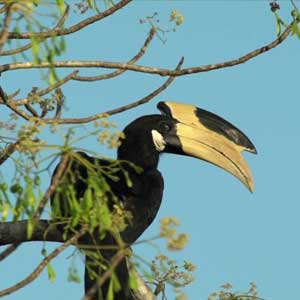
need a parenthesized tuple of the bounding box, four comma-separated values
(1, 1, 300, 300)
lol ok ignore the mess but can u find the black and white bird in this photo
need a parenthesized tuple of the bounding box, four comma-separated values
(52, 101, 256, 300)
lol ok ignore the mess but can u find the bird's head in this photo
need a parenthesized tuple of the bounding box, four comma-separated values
(118, 101, 257, 192)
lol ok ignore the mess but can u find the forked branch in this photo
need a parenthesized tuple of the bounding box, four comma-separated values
(0, 22, 294, 76)
(7, 0, 132, 40)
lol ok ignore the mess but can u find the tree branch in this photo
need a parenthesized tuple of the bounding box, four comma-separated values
(12, 71, 79, 106)
(0, 4, 70, 56)
(0, 42, 32, 56)
(72, 27, 156, 82)
(1, 22, 293, 76)
(0, 141, 18, 165)
(7, 0, 132, 40)
(0, 220, 64, 246)
(18, 57, 183, 124)
(0, 3, 13, 52)
(34, 154, 69, 220)
(0, 219, 155, 300)
(0, 225, 88, 297)
(83, 250, 128, 300)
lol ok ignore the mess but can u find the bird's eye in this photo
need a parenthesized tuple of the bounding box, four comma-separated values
(159, 122, 171, 132)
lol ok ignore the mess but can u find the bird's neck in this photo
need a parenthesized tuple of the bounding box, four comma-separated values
(117, 134, 159, 171)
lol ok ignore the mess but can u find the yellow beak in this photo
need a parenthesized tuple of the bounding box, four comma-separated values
(157, 101, 257, 192)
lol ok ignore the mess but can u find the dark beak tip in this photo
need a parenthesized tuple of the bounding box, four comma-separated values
(249, 146, 258, 155)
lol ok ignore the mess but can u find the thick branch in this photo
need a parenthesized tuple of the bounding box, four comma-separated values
(0, 220, 64, 245)
(1, 23, 293, 76)
(7, 0, 132, 40)
(0, 225, 88, 297)
(0, 220, 154, 300)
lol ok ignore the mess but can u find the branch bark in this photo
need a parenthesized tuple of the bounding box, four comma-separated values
(7, 0, 132, 40)
(72, 27, 156, 82)
(2, 57, 183, 124)
(0, 3, 13, 52)
(0, 225, 88, 297)
(0, 23, 293, 76)
(0, 4, 70, 56)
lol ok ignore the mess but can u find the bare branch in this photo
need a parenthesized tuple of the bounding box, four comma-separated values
(0, 141, 18, 165)
(83, 250, 127, 300)
(3, 100, 32, 120)
(0, 225, 88, 297)
(18, 57, 183, 125)
(0, 42, 32, 56)
(34, 155, 69, 220)
(0, 84, 8, 103)
(24, 103, 39, 117)
(100, 57, 184, 116)
(73, 27, 156, 82)
(0, 3, 13, 52)
(0, 244, 19, 261)
(0, 4, 70, 56)
(14, 71, 79, 106)
(54, 3, 70, 29)
(1, 23, 293, 76)
(7, 0, 132, 40)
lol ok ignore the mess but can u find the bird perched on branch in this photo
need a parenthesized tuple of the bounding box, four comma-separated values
(51, 101, 256, 300)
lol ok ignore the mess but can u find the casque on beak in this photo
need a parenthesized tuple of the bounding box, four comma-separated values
(157, 101, 257, 192)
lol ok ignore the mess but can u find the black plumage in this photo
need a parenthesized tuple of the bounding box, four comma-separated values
(51, 101, 256, 300)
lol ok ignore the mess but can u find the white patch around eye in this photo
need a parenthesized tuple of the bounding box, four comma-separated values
(151, 130, 166, 152)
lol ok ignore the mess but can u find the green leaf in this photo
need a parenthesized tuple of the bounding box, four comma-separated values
(87, 0, 93, 8)
(111, 273, 121, 292)
(292, 21, 300, 39)
(107, 278, 114, 300)
(100, 203, 112, 229)
(56, 0, 66, 15)
(59, 37, 66, 52)
(275, 15, 281, 36)
(27, 219, 34, 239)
(122, 169, 132, 188)
(83, 188, 93, 211)
(128, 269, 138, 290)
(31, 37, 41, 64)
(47, 263, 56, 283)
(68, 266, 81, 283)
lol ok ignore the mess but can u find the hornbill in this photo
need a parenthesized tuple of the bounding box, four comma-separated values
(51, 101, 256, 300)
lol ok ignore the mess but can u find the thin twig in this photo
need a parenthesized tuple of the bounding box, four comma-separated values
(0, 5, 70, 56)
(34, 155, 69, 220)
(0, 244, 19, 262)
(0, 3, 13, 52)
(3, 100, 32, 120)
(54, 3, 70, 29)
(0, 42, 32, 56)
(0, 141, 18, 165)
(83, 250, 127, 300)
(24, 57, 183, 124)
(7, 0, 132, 40)
(14, 70, 79, 106)
(0, 225, 88, 297)
(73, 27, 156, 82)
(1, 22, 293, 76)
(0, 84, 8, 103)
(24, 103, 39, 117)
